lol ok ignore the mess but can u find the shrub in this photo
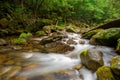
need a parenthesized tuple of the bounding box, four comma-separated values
(11, 38, 27, 45)
(19, 32, 32, 38)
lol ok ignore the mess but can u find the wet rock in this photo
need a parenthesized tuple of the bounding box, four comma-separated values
(0, 39, 7, 46)
(110, 56, 120, 80)
(82, 29, 104, 39)
(4, 60, 14, 65)
(96, 66, 115, 80)
(116, 39, 120, 53)
(41, 41, 74, 53)
(40, 35, 63, 45)
(23, 63, 39, 71)
(79, 40, 85, 44)
(1, 66, 21, 79)
(29, 73, 57, 80)
(80, 49, 104, 71)
(67, 39, 76, 44)
(10, 75, 28, 80)
(73, 64, 83, 70)
(90, 28, 120, 46)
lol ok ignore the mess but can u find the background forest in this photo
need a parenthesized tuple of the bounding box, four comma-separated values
(0, 0, 120, 34)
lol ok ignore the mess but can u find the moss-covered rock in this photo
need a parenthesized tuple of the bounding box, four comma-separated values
(96, 66, 116, 80)
(36, 30, 46, 36)
(110, 56, 120, 80)
(66, 24, 80, 33)
(82, 29, 104, 39)
(90, 28, 120, 46)
(19, 32, 32, 38)
(43, 25, 55, 34)
(80, 49, 104, 71)
(11, 38, 27, 45)
(116, 39, 120, 53)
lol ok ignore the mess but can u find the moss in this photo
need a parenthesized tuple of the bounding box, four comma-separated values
(82, 29, 104, 39)
(80, 50, 88, 56)
(11, 38, 27, 45)
(110, 56, 120, 79)
(36, 30, 46, 36)
(116, 39, 120, 52)
(96, 66, 115, 80)
(19, 32, 32, 38)
(91, 28, 120, 46)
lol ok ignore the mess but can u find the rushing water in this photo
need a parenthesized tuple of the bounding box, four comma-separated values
(0, 33, 117, 80)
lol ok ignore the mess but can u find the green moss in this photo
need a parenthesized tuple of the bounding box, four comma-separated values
(19, 32, 32, 38)
(92, 28, 120, 46)
(11, 38, 27, 45)
(82, 29, 104, 39)
(36, 31, 46, 36)
(96, 66, 115, 80)
(80, 50, 88, 56)
(116, 39, 120, 52)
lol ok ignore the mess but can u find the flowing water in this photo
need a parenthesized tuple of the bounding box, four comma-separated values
(0, 33, 117, 80)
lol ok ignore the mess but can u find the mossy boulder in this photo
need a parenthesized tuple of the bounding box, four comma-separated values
(0, 18, 9, 28)
(66, 24, 80, 33)
(43, 25, 55, 34)
(80, 49, 104, 71)
(96, 66, 116, 80)
(116, 39, 120, 53)
(110, 56, 120, 80)
(40, 41, 74, 53)
(82, 29, 104, 39)
(90, 28, 120, 46)
(36, 30, 46, 36)
(11, 38, 27, 45)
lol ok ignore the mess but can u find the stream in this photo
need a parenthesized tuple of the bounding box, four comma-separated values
(0, 33, 117, 80)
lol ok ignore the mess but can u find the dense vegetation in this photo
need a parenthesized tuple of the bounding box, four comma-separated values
(0, 0, 120, 34)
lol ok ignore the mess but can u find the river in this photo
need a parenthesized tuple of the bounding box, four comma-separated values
(0, 33, 117, 80)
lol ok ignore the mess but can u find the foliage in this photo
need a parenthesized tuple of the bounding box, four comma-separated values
(11, 38, 27, 45)
(19, 32, 32, 38)
(0, 0, 120, 26)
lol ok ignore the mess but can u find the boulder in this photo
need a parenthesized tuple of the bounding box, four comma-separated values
(96, 66, 115, 80)
(116, 39, 120, 53)
(80, 49, 104, 71)
(40, 33, 64, 45)
(40, 41, 74, 53)
(66, 24, 80, 33)
(90, 28, 120, 46)
(82, 29, 104, 39)
(110, 56, 120, 80)
(67, 39, 76, 44)
(0, 39, 7, 46)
